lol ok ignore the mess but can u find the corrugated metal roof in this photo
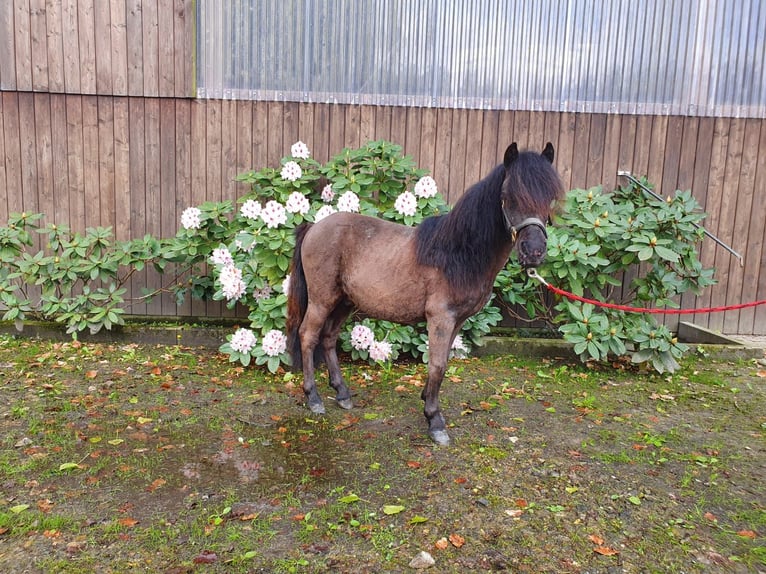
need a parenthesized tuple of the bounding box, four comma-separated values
(196, 0, 766, 118)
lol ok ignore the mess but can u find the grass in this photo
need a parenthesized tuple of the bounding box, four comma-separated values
(0, 335, 764, 572)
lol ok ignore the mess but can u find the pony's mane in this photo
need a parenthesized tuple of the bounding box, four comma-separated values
(415, 151, 563, 291)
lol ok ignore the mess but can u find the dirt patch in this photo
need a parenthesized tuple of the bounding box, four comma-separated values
(0, 337, 764, 573)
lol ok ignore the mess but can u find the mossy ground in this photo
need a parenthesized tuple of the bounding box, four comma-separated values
(0, 336, 764, 573)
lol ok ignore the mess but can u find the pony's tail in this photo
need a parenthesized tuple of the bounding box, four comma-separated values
(286, 223, 312, 372)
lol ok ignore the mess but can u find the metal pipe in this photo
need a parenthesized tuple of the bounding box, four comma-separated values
(617, 171, 744, 267)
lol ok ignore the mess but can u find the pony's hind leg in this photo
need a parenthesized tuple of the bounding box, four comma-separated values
(298, 303, 332, 414)
(321, 301, 354, 409)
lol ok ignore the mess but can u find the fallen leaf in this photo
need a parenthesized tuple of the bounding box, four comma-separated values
(505, 509, 524, 518)
(150, 366, 162, 376)
(704, 512, 718, 522)
(588, 534, 605, 545)
(85, 370, 98, 379)
(449, 533, 465, 548)
(192, 551, 218, 564)
(338, 494, 360, 504)
(382, 505, 405, 515)
(406, 461, 421, 469)
(118, 517, 139, 528)
(37, 499, 54, 513)
(756, 370, 766, 378)
(736, 529, 757, 539)
(146, 478, 166, 492)
(434, 537, 449, 550)
(594, 546, 619, 556)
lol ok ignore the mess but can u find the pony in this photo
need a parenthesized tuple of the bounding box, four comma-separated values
(286, 143, 564, 445)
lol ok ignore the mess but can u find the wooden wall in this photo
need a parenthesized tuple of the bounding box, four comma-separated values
(1, 1, 765, 335)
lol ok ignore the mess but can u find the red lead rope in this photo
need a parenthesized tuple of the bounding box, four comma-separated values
(525, 269, 766, 315)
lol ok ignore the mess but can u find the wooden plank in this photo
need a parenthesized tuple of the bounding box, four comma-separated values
(220, 100, 238, 202)
(298, 103, 316, 159)
(14, 0, 33, 91)
(65, 95, 85, 231)
(528, 111, 546, 151)
(463, 109, 483, 187)
(390, 107, 407, 149)
(373, 104, 391, 142)
(432, 108, 453, 200)
(235, 100, 253, 183)
(585, 113, 606, 189)
(359, 104, 375, 145)
(601, 114, 621, 192)
(0, 0, 17, 89)
(447, 108, 468, 202)
(142, 0, 159, 96)
(555, 112, 575, 191)
(404, 107, 422, 167)
(676, 116, 699, 192)
(616, 114, 636, 179)
(173, 98, 192, 315)
(143, 97, 162, 314)
(570, 113, 590, 189)
(419, 106, 438, 176)
(110, 0, 128, 95)
(174, 0, 193, 97)
(479, 109, 499, 176)
(128, 97, 147, 314)
(125, 0, 143, 96)
(344, 104, 361, 150)
(542, 112, 561, 159)
(94, 0, 113, 94)
(45, 0, 65, 92)
(157, 0, 175, 96)
(33, 93, 53, 224)
(77, 0, 97, 94)
(81, 96, 100, 227)
(252, 101, 269, 168)
(328, 103, 345, 156)
(512, 110, 530, 151)
(267, 102, 284, 167)
(61, 0, 81, 93)
(189, 99, 208, 317)
(97, 96, 115, 230)
(1, 93, 23, 215)
(647, 116, 668, 192)
(696, 117, 730, 329)
(30, 0, 49, 90)
(726, 118, 761, 334)
(661, 116, 684, 194)
(18, 93, 39, 215)
(204, 99, 224, 317)
(159, 98, 177, 314)
(0, 96, 8, 222)
(112, 96, 130, 241)
(283, 101, 300, 150)
(753, 121, 766, 334)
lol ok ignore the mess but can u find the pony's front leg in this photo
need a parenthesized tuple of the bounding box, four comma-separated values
(421, 327, 453, 446)
(299, 307, 328, 415)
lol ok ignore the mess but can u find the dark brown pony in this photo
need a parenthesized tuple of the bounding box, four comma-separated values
(287, 143, 564, 445)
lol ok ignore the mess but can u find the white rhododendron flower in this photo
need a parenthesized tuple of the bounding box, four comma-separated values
(314, 205, 336, 222)
(368, 340, 393, 362)
(210, 247, 233, 267)
(350, 324, 375, 350)
(290, 141, 310, 159)
(414, 175, 438, 198)
(180, 207, 201, 230)
(281, 274, 291, 294)
(337, 190, 360, 213)
(285, 191, 311, 215)
(240, 199, 262, 219)
(230, 328, 257, 354)
(260, 200, 287, 228)
(280, 161, 302, 182)
(219, 265, 246, 301)
(262, 329, 288, 356)
(394, 190, 418, 217)
(321, 184, 335, 203)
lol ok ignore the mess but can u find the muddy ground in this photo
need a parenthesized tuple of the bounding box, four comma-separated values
(0, 336, 764, 573)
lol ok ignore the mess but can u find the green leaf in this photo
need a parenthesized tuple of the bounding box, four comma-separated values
(382, 504, 405, 515)
(338, 494, 360, 504)
(409, 515, 429, 524)
(58, 462, 82, 472)
(628, 495, 642, 505)
(10, 504, 30, 514)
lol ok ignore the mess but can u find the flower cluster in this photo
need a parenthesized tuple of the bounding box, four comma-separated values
(314, 205, 336, 222)
(394, 191, 418, 217)
(281, 161, 302, 182)
(281, 274, 291, 294)
(321, 184, 335, 203)
(219, 265, 246, 301)
(337, 190, 360, 213)
(241, 199, 262, 219)
(260, 200, 287, 228)
(252, 284, 272, 301)
(262, 329, 287, 356)
(210, 247, 233, 267)
(291, 141, 310, 160)
(285, 191, 310, 215)
(350, 324, 392, 362)
(181, 207, 201, 230)
(414, 176, 438, 198)
(230, 328, 257, 354)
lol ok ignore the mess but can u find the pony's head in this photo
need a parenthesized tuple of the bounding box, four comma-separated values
(500, 142, 564, 268)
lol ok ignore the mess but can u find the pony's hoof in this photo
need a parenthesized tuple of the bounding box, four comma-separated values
(336, 398, 354, 410)
(308, 402, 326, 415)
(429, 429, 451, 446)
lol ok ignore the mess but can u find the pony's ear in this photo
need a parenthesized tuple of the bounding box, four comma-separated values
(542, 142, 555, 163)
(503, 143, 519, 168)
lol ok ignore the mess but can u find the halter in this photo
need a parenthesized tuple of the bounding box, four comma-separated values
(503, 212, 548, 243)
